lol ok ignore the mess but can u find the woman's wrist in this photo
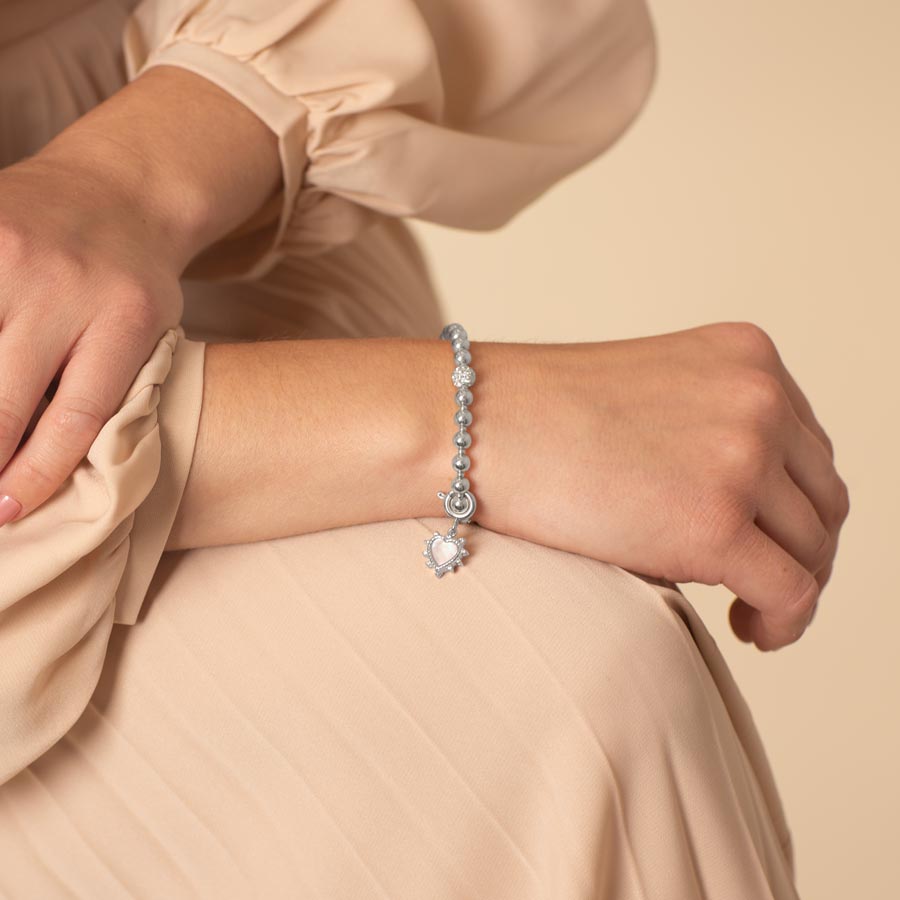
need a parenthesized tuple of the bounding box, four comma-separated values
(34, 64, 282, 274)
(162, 334, 536, 552)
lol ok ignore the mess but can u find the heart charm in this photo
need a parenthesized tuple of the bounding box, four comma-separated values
(423, 531, 469, 577)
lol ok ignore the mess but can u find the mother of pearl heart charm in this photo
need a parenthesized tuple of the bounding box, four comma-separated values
(423, 530, 469, 577)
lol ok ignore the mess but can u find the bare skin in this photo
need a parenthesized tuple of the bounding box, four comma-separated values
(0, 69, 849, 653)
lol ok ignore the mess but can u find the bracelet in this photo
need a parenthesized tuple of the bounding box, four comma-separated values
(422, 322, 478, 577)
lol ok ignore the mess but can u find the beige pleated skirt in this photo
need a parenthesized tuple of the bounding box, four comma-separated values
(0, 1, 800, 897)
(1, 510, 800, 899)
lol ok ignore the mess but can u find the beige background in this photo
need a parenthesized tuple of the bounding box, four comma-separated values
(412, 2, 899, 898)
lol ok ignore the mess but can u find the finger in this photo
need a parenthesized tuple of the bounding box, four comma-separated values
(772, 353, 834, 461)
(781, 403, 848, 535)
(808, 539, 841, 626)
(0, 324, 63, 473)
(733, 556, 830, 640)
(755, 466, 833, 576)
(0, 345, 133, 522)
(722, 521, 819, 651)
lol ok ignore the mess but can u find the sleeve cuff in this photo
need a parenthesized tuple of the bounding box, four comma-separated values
(113, 326, 206, 625)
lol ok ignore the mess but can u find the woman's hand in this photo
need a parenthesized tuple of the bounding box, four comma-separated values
(0, 65, 280, 526)
(473, 322, 850, 652)
(0, 155, 184, 523)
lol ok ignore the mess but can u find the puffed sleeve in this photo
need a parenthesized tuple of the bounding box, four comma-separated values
(122, 0, 658, 279)
(0, 327, 205, 785)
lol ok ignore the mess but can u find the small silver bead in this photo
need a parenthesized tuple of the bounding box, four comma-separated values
(452, 453, 471, 472)
(452, 477, 470, 492)
(442, 323, 466, 340)
(452, 495, 468, 512)
(453, 431, 472, 450)
(454, 349, 472, 366)
(454, 408, 473, 427)
(451, 338, 471, 353)
(455, 388, 473, 406)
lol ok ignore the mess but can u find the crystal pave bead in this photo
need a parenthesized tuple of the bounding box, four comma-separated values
(451, 365, 476, 388)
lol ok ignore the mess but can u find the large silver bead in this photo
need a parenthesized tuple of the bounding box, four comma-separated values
(452, 453, 471, 472)
(454, 349, 472, 366)
(453, 430, 472, 449)
(451, 365, 476, 388)
(454, 408, 473, 427)
(452, 477, 470, 492)
(455, 388, 473, 406)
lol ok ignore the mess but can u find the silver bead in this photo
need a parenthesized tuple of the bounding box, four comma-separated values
(453, 430, 472, 450)
(455, 388, 473, 406)
(452, 495, 468, 512)
(454, 349, 472, 366)
(454, 408, 473, 427)
(451, 338, 471, 353)
(442, 323, 467, 341)
(452, 477, 470, 492)
(451, 365, 476, 388)
(452, 453, 471, 472)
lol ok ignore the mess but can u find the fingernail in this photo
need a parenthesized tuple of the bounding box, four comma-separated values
(0, 495, 22, 528)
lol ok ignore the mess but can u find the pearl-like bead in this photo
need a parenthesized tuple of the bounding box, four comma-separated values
(453, 430, 472, 449)
(454, 408, 473, 427)
(443, 322, 466, 339)
(455, 388, 473, 406)
(451, 338, 471, 353)
(452, 453, 471, 472)
(454, 350, 472, 366)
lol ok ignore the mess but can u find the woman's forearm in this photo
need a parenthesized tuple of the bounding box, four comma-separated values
(165, 337, 503, 551)
(35, 64, 281, 273)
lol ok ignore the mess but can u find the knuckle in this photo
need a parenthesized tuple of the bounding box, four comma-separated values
(834, 476, 851, 524)
(116, 280, 163, 332)
(47, 397, 107, 444)
(0, 218, 28, 269)
(716, 428, 771, 483)
(19, 452, 58, 490)
(715, 321, 780, 364)
(734, 369, 788, 422)
(787, 573, 820, 623)
(808, 525, 832, 572)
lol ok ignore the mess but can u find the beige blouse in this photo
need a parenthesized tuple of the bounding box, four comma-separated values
(0, 0, 658, 787)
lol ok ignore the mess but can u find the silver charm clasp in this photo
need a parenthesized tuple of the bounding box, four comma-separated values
(437, 489, 476, 524)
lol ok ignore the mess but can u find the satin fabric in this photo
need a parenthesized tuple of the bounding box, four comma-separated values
(0, 1, 801, 897)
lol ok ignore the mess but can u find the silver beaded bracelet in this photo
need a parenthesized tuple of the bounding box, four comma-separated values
(422, 322, 478, 577)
